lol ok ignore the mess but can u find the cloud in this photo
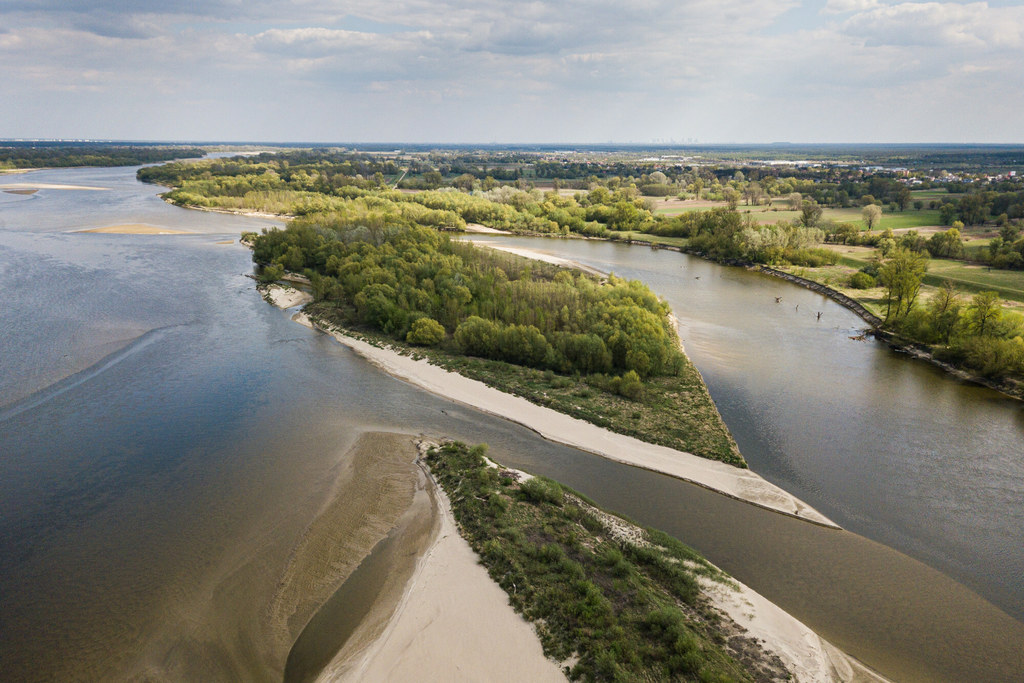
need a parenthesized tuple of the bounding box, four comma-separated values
(0, 0, 1021, 141)
(838, 2, 1024, 49)
(822, 0, 881, 14)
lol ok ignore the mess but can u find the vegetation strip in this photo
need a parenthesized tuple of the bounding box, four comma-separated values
(424, 441, 791, 682)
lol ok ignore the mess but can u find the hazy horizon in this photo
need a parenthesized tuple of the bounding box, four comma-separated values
(3, 1, 1023, 144)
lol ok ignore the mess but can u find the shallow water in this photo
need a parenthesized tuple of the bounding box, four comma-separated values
(1, 168, 1022, 682)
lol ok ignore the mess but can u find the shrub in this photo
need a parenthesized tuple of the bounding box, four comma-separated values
(520, 477, 564, 506)
(616, 370, 643, 399)
(406, 317, 445, 346)
(849, 271, 876, 289)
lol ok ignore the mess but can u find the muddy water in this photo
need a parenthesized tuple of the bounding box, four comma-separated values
(2, 167, 1022, 682)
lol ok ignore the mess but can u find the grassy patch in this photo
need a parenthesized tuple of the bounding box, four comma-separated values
(426, 441, 781, 682)
(925, 260, 1024, 302)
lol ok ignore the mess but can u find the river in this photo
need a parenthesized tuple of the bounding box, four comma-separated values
(1, 166, 1022, 682)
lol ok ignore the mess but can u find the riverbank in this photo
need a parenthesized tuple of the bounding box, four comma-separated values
(292, 311, 836, 527)
(613, 237, 1024, 401)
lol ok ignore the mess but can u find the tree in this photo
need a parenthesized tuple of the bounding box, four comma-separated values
(723, 187, 740, 210)
(928, 280, 962, 342)
(957, 193, 989, 226)
(862, 204, 882, 230)
(966, 291, 1001, 337)
(800, 200, 823, 227)
(926, 226, 965, 259)
(406, 317, 446, 346)
(788, 192, 802, 211)
(879, 248, 928, 324)
(896, 186, 912, 212)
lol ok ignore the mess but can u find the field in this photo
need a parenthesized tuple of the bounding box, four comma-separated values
(656, 200, 943, 230)
(820, 243, 1024, 305)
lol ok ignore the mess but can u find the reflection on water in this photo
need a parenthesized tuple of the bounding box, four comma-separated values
(1, 168, 1023, 682)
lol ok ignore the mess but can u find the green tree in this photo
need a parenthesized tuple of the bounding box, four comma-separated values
(800, 200, 823, 227)
(926, 226, 965, 259)
(406, 317, 446, 346)
(966, 291, 1001, 337)
(896, 186, 912, 212)
(928, 280, 962, 343)
(879, 248, 928, 324)
(862, 204, 882, 230)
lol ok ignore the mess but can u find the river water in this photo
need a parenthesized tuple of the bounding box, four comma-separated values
(1, 167, 1023, 682)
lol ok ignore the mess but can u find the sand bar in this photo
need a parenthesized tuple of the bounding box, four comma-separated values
(293, 313, 836, 527)
(0, 182, 108, 191)
(322, 443, 566, 682)
(465, 241, 606, 277)
(264, 283, 313, 309)
(463, 223, 511, 234)
(78, 224, 194, 235)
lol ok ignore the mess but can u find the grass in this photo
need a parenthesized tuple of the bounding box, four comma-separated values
(426, 441, 781, 682)
(307, 304, 744, 467)
(820, 242, 1024, 303)
(926, 260, 1024, 302)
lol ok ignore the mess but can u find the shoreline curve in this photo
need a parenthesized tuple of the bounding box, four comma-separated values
(292, 312, 839, 529)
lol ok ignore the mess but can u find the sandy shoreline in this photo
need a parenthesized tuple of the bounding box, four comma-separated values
(293, 312, 836, 527)
(465, 240, 606, 276)
(320, 442, 567, 683)
(264, 283, 313, 309)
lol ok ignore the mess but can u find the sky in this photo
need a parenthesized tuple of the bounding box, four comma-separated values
(2, 0, 1023, 144)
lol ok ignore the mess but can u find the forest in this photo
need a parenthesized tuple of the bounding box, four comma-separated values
(250, 219, 683, 380)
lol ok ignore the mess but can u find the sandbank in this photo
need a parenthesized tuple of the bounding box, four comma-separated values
(78, 224, 194, 235)
(574, 491, 887, 683)
(463, 222, 511, 234)
(293, 312, 836, 527)
(465, 241, 606, 277)
(0, 182, 108, 191)
(264, 283, 313, 309)
(320, 442, 566, 683)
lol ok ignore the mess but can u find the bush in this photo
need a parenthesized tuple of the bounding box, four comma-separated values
(406, 317, 445, 346)
(849, 271, 876, 289)
(615, 370, 643, 399)
(520, 477, 564, 506)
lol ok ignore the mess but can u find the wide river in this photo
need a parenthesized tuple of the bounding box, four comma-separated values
(1, 166, 1023, 682)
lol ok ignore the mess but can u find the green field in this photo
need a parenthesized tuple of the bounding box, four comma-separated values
(926, 260, 1024, 301)
(657, 203, 942, 230)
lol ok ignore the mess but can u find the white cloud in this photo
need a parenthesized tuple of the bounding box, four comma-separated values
(839, 2, 1024, 48)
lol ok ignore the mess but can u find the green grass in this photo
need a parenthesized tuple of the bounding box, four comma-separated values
(925, 260, 1024, 301)
(427, 441, 782, 682)
(606, 230, 690, 249)
(871, 209, 943, 230)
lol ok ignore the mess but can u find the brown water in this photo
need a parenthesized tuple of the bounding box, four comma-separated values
(3, 168, 1023, 682)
